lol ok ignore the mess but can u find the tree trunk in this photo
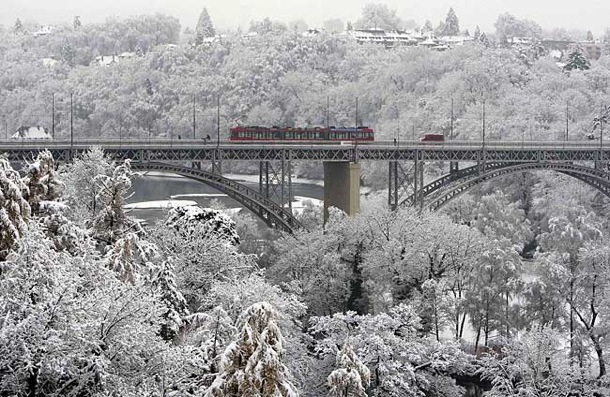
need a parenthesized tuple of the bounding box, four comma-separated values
(434, 298, 440, 342)
(484, 297, 490, 347)
(474, 322, 481, 354)
(569, 279, 574, 364)
(27, 361, 40, 397)
(459, 313, 467, 339)
(592, 335, 606, 378)
(505, 291, 510, 337)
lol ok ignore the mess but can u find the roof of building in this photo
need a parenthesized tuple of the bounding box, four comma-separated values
(11, 126, 52, 140)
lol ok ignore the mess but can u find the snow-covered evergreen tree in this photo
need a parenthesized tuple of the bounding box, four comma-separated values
(167, 205, 240, 246)
(564, 48, 590, 71)
(104, 231, 190, 340)
(205, 302, 298, 397)
(473, 25, 481, 41)
(0, 157, 30, 261)
(195, 7, 216, 46)
(23, 150, 64, 216)
(442, 8, 460, 36)
(182, 306, 237, 376)
(328, 341, 370, 397)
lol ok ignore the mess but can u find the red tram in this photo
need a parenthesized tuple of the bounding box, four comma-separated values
(229, 126, 374, 142)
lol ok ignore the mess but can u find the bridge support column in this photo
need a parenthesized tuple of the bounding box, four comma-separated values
(259, 157, 293, 210)
(324, 162, 360, 222)
(212, 149, 222, 174)
(412, 155, 424, 211)
(388, 161, 413, 210)
(449, 161, 460, 175)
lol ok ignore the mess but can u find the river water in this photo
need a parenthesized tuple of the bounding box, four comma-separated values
(128, 172, 324, 226)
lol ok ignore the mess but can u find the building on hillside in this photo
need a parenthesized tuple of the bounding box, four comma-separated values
(95, 55, 119, 66)
(507, 37, 538, 45)
(541, 39, 602, 61)
(42, 58, 59, 67)
(349, 29, 419, 47)
(33, 26, 54, 37)
(303, 28, 321, 37)
(94, 52, 136, 66)
(11, 126, 52, 140)
(579, 42, 602, 60)
(437, 35, 474, 46)
(418, 37, 449, 51)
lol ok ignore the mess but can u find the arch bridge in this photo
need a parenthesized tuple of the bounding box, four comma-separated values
(399, 161, 610, 212)
(3, 140, 610, 231)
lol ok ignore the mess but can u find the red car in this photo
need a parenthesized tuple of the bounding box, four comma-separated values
(419, 134, 445, 142)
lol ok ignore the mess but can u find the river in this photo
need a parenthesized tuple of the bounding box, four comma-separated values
(128, 171, 325, 226)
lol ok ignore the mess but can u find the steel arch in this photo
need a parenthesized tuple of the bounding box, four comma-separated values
(130, 162, 301, 234)
(401, 162, 610, 211)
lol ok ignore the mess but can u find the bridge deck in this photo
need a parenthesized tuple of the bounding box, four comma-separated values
(1, 140, 609, 162)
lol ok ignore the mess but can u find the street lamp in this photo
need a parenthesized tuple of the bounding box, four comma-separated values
(70, 93, 74, 158)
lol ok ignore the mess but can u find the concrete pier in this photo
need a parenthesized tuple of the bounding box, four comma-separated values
(324, 162, 361, 222)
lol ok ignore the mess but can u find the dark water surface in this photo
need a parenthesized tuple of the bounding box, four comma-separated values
(128, 172, 324, 225)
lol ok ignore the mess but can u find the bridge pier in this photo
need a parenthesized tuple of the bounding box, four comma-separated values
(324, 162, 360, 222)
(259, 158, 293, 211)
(388, 161, 412, 210)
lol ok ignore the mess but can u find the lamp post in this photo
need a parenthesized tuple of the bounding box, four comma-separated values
(52, 93, 55, 139)
(599, 105, 604, 150)
(70, 93, 74, 158)
(482, 100, 486, 150)
(217, 94, 220, 148)
(193, 94, 196, 139)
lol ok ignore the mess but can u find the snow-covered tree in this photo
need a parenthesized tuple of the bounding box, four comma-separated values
(195, 7, 216, 46)
(205, 302, 299, 396)
(494, 13, 542, 41)
(328, 341, 370, 397)
(479, 328, 582, 396)
(13, 18, 23, 34)
(181, 306, 237, 376)
(0, 157, 30, 261)
(73, 15, 81, 30)
(422, 20, 433, 34)
(270, 226, 351, 316)
(23, 150, 64, 216)
(60, 147, 113, 226)
(473, 25, 481, 41)
(536, 205, 603, 365)
(311, 305, 469, 397)
(564, 48, 590, 71)
(442, 8, 460, 36)
(0, 224, 184, 396)
(151, 205, 251, 311)
(90, 159, 139, 246)
(355, 3, 402, 31)
(167, 205, 240, 246)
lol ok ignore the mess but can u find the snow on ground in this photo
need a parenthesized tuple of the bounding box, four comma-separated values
(223, 173, 325, 187)
(138, 171, 374, 195)
(291, 196, 323, 216)
(125, 199, 242, 216)
(124, 200, 198, 210)
(170, 193, 228, 199)
(136, 171, 186, 180)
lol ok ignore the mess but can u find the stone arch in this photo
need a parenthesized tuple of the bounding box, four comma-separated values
(401, 162, 610, 211)
(131, 162, 301, 233)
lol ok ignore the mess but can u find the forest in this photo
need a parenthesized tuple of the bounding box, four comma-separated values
(2, 5, 610, 397)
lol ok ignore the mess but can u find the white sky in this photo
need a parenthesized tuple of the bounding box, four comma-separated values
(2, 0, 609, 35)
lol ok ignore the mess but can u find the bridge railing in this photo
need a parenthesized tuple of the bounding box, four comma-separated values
(0, 139, 609, 150)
